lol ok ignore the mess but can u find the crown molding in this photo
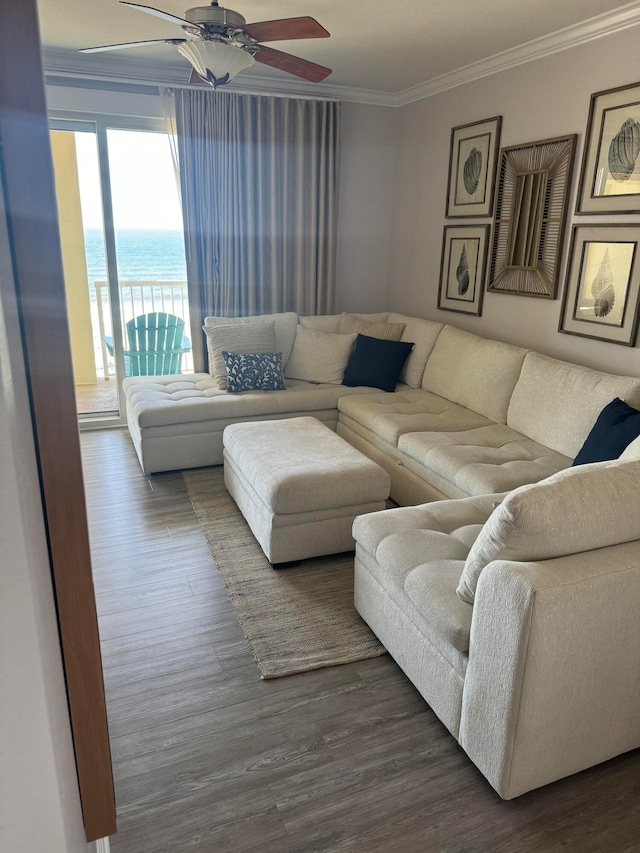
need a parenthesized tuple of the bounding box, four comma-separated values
(41, 47, 396, 106)
(395, 0, 640, 106)
(42, 1, 640, 109)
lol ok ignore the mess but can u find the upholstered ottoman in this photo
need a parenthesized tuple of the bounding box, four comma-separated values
(223, 417, 391, 564)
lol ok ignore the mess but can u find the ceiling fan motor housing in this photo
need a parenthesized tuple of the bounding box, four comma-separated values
(184, 3, 246, 29)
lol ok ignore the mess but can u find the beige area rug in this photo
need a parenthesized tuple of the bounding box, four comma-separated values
(183, 467, 386, 679)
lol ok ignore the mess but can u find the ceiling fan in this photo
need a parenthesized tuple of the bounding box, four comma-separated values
(79, 1, 331, 87)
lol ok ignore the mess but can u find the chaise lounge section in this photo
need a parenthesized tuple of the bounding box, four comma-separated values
(122, 311, 390, 474)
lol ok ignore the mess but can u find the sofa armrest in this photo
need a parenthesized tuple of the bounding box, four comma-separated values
(459, 541, 640, 799)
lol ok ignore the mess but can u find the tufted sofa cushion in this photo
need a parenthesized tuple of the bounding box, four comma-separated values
(338, 388, 492, 447)
(397, 424, 570, 497)
(123, 373, 379, 429)
(353, 496, 496, 667)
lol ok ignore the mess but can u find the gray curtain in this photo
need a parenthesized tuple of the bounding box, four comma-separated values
(174, 89, 340, 372)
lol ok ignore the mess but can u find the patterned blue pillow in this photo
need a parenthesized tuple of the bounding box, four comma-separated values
(222, 351, 286, 393)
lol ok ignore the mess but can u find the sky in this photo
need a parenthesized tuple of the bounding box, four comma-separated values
(75, 128, 184, 231)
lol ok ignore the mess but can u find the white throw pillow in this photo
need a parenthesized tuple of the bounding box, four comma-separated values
(456, 458, 640, 603)
(203, 321, 276, 389)
(284, 326, 356, 384)
(203, 312, 298, 367)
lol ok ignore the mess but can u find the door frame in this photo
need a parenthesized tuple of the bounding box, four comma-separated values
(0, 0, 116, 842)
(49, 115, 183, 429)
(50, 119, 128, 426)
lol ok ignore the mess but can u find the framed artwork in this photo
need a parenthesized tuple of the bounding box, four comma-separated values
(488, 134, 577, 299)
(445, 116, 502, 218)
(576, 81, 640, 214)
(559, 225, 640, 346)
(438, 224, 490, 316)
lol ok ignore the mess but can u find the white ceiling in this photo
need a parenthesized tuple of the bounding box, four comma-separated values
(37, 0, 640, 97)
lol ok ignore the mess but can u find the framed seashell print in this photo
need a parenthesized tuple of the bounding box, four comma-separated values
(559, 225, 640, 346)
(438, 224, 490, 315)
(576, 81, 640, 214)
(445, 116, 502, 218)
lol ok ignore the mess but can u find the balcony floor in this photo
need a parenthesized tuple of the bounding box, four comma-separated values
(75, 379, 119, 415)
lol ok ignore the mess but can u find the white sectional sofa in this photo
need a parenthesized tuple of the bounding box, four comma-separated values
(123, 310, 640, 502)
(122, 309, 640, 798)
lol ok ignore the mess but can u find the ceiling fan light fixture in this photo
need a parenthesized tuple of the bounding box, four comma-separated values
(177, 40, 254, 87)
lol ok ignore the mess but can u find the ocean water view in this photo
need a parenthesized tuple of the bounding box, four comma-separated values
(84, 227, 187, 283)
(83, 227, 193, 380)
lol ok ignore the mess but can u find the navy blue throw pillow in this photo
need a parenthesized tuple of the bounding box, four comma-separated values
(343, 334, 414, 392)
(573, 397, 640, 465)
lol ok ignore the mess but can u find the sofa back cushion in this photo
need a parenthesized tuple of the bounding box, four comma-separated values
(299, 312, 390, 334)
(387, 314, 443, 389)
(457, 458, 640, 603)
(203, 312, 298, 368)
(507, 352, 640, 458)
(422, 326, 528, 423)
(338, 312, 405, 341)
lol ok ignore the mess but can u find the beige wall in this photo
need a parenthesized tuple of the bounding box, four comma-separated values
(45, 31, 640, 376)
(50, 130, 97, 385)
(388, 26, 640, 377)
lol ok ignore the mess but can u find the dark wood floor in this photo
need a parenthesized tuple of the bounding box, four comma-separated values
(82, 429, 640, 853)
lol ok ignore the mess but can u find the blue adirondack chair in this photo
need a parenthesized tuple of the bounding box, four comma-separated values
(105, 312, 191, 376)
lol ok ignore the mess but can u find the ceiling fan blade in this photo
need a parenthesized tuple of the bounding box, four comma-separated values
(255, 46, 331, 83)
(189, 67, 207, 85)
(243, 17, 329, 43)
(79, 38, 186, 53)
(119, 1, 204, 31)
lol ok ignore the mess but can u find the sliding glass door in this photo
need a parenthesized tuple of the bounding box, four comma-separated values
(106, 128, 191, 382)
(50, 120, 190, 424)
(50, 124, 118, 417)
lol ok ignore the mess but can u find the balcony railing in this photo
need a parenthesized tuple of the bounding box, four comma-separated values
(93, 280, 193, 378)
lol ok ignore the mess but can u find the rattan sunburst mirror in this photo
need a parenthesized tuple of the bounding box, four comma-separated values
(487, 134, 577, 298)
